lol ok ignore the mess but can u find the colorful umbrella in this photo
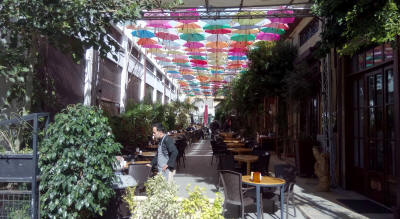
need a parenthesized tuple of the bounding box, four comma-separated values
(185, 48, 206, 52)
(192, 67, 208, 70)
(232, 25, 260, 30)
(228, 52, 247, 56)
(231, 41, 252, 48)
(228, 56, 247, 60)
(232, 29, 259, 34)
(176, 23, 201, 29)
(206, 34, 229, 42)
(231, 34, 256, 41)
(172, 58, 189, 63)
(189, 55, 206, 60)
(187, 52, 207, 56)
(263, 23, 289, 30)
(183, 75, 195, 80)
(131, 30, 155, 38)
(190, 59, 207, 65)
(184, 42, 204, 48)
(260, 27, 286, 35)
(146, 20, 172, 28)
(155, 57, 171, 62)
(167, 50, 185, 55)
(167, 70, 179, 74)
(256, 32, 280, 41)
(197, 75, 209, 82)
(171, 9, 199, 24)
(206, 42, 228, 49)
(207, 48, 228, 53)
(146, 48, 164, 54)
(229, 48, 248, 52)
(176, 28, 203, 34)
(155, 32, 179, 40)
(137, 38, 157, 45)
(180, 33, 205, 42)
(234, 11, 264, 26)
(267, 8, 295, 23)
(203, 24, 231, 30)
(205, 29, 231, 34)
(142, 44, 162, 48)
(204, 19, 232, 25)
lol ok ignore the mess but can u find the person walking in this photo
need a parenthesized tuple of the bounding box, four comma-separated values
(149, 123, 178, 182)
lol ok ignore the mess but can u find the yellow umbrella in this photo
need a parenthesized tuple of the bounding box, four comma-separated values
(176, 23, 201, 29)
(235, 11, 264, 26)
(146, 48, 164, 53)
(232, 29, 259, 34)
(177, 28, 203, 33)
(167, 50, 185, 55)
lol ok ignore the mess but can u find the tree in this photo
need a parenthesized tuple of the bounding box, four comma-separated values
(0, 0, 181, 112)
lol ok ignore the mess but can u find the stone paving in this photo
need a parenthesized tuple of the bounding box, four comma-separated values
(174, 139, 394, 219)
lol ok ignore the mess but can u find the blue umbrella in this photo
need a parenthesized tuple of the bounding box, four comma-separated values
(167, 70, 179, 74)
(131, 30, 155, 38)
(211, 70, 223, 74)
(228, 56, 247, 60)
(183, 75, 195, 80)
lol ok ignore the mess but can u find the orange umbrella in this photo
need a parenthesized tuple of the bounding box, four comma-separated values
(172, 58, 188, 63)
(231, 41, 252, 48)
(137, 38, 157, 45)
(179, 81, 189, 86)
(197, 75, 209, 82)
(180, 69, 194, 75)
(206, 42, 228, 49)
(184, 48, 206, 52)
(232, 29, 259, 34)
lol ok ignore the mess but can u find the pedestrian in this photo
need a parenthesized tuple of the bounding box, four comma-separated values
(149, 123, 178, 182)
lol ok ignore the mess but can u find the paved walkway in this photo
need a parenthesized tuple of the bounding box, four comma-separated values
(174, 139, 394, 219)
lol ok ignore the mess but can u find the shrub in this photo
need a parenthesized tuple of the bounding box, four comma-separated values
(39, 104, 122, 219)
(123, 174, 224, 219)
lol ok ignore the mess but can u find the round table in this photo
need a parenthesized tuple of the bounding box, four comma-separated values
(234, 155, 258, 175)
(136, 151, 156, 158)
(227, 147, 252, 154)
(226, 142, 245, 148)
(242, 175, 286, 219)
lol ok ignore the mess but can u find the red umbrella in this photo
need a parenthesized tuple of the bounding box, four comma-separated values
(229, 48, 248, 52)
(190, 59, 207, 65)
(207, 48, 228, 53)
(231, 41, 252, 48)
(137, 38, 157, 45)
(204, 104, 208, 126)
(205, 29, 231, 34)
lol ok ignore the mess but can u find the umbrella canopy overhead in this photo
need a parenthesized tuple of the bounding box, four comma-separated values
(135, 6, 299, 97)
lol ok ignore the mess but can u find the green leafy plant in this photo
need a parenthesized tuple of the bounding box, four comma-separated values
(8, 203, 30, 219)
(131, 174, 181, 219)
(180, 186, 224, 219)
(123, 175, 224, 219)
(39, 104, 122, 219)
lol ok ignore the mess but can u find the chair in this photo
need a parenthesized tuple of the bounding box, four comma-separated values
(128, 164, 152, 195)
(219, 170, 262, 219)
(210, 140, 227, 165)
(256, 152, 271, 176)
(175, 139, 187, 168)
(263, 164, 297, 218)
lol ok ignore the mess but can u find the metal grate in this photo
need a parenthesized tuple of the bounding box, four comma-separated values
(0, 190, 31, 219)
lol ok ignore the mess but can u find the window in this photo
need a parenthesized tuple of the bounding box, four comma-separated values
(156, 71, 163, 81)
(165, 80, 170, 87)
(130, 43, 140, 59)
(171, 85, 175, 91)
(145, 60, 155, 72)
(356, 44, 393, 71)
(144, 84, 153, 104)
(156, 91, 163, 103)
(299, 19, 319, 46)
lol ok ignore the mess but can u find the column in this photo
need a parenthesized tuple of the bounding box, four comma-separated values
(84, 47, 94, 106)
(119, 35, 129, 112)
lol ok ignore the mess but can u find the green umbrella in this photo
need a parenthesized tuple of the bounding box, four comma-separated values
(180, 33, 205, 42)
(260, 27, 286, 35)
(231, 34, 256, 41)
(189, 55, 206, 60)
(203, 24, 230, 30)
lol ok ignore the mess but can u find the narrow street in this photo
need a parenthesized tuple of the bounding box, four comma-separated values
(175, 139, 393, 219)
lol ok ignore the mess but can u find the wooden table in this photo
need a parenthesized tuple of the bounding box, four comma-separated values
(234, 155, 258, 175)
(146, 145, 158, 149)
(136, 151, 156, 157)
(223, 139, 240, 143)
(227, 147, 252, 154)
(226, 142, 245, 148)
(242, 175, 286, 219)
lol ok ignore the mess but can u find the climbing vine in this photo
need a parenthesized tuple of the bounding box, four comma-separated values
(312, 0, 400, 55)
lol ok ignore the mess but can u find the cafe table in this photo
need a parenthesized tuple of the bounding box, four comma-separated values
(146, 144, 158, 150)
(227, 147, 252, 155)
(136, 151, 156, 158)
(226, 142, 245, 148)
(242, 175, 286, 219)
(234, 155, 258, 175)
(223, 139, 240, 143)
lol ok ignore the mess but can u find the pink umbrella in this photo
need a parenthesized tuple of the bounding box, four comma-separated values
(171, 9, 199, 24)
(142, 44, 162, 48)
(155, 32, 179, 40)
(267, 8, 295, 23)
(184, 42, 204, 48)
(256, 32, 280, 41)
(229, 48, 248, 52)
(228, 52, 247, 56)
(146, 20, 172, 28)
(187, 52, 207, 56)
(191, 63, 208, 67)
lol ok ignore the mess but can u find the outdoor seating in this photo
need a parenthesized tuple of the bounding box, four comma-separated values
(128, 164, 152, 195)
(262, 164, 297, 218)
(219, 170, 260, 219)
(175, 138, 187, 168)
(210, 140, 227, 165)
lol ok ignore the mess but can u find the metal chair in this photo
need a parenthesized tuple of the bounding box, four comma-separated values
(128, 164, 151, 195)
(219, 170, 262, 219)
(263, 164, 297, 218)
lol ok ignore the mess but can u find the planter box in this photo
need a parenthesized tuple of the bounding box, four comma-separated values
(0, 154, 34, 182)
